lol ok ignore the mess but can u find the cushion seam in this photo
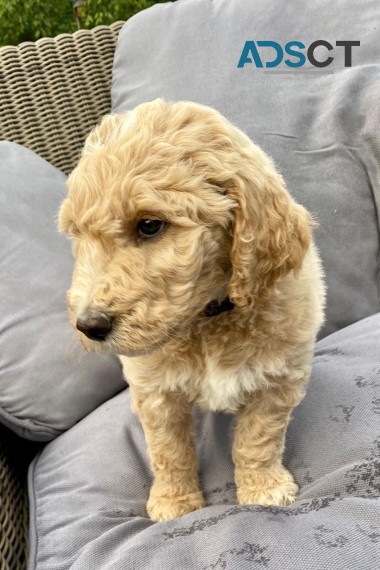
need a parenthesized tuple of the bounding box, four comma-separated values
(28, 449, 43, 570)
(0, 406, 61, 441)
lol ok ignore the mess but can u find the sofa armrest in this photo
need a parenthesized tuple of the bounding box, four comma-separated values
(0, 21, 124, 174)
(0, 22, 124, 567)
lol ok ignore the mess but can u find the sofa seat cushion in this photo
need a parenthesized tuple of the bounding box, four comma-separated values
(28, 313, 380, 569)
(112, 0, 380, 338)
(0, 142, 125, 441)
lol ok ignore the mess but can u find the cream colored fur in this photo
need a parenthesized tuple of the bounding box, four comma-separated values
(59, 99, 325, 521)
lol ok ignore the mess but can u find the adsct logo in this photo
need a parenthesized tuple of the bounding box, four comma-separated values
(237, 40, 360, 70)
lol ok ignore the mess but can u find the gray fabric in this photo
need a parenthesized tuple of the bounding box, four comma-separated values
(112, 0, 380, 338)
(28, 313, 380, 569)
(0, 142, 125, 441)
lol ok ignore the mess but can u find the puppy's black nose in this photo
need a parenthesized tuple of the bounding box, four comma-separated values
(76, 314, 113, 341)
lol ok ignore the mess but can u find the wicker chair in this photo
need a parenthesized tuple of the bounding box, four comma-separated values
(0, 21, 124, 569)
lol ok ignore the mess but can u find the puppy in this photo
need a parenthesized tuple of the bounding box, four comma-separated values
(59, 99, 325, 522)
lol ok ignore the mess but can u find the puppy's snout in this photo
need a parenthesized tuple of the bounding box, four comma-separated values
(76, 313, 113, 342)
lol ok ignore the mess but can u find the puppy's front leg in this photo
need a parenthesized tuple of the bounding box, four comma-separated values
(133, 390, 205, 521)
(233, 383, 305, 507)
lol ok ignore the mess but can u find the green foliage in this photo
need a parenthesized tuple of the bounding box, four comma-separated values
(0, 1, 74, 45)
(0, 0, 169, 47)
(79, 0, 166, 28)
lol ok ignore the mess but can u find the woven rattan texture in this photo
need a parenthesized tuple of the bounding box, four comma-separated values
(0, 428, 29, 570)
(0, 21, 124, 174)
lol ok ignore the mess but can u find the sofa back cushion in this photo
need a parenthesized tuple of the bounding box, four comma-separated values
(112, 0, 380, 337)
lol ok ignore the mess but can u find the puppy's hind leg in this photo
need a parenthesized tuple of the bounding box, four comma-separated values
(233, 378, 307, 507)
(133, 390, 205, 522)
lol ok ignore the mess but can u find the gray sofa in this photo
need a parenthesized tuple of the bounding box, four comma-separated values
(1, 1, 379, 569)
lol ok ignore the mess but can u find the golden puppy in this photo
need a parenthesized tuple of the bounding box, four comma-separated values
(59, 99, 325, 522)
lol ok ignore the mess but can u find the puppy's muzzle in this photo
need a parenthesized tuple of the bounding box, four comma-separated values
(76, 312, 113, 341)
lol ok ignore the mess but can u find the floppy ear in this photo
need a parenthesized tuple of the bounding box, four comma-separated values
(58, 198, 75, 235)
(226, 148, 312, 310)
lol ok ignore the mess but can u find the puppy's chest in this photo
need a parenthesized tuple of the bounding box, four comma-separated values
(122, 349, 280, 414)
(169, 352, 277, 413)
(195, 355, 260, 413)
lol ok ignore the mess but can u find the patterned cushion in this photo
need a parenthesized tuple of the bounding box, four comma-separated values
(28, 313, 380, 569)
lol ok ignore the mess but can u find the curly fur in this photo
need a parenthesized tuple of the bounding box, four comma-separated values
(59, 99, 325, 521)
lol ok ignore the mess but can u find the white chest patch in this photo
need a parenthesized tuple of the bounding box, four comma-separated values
(197, 355, 262, 413)
(121, 352, 289, 415)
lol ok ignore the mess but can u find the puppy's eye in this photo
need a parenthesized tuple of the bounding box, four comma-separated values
(137, 219, 166, 239)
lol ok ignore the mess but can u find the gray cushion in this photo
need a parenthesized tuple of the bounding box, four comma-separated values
(112, 0, 380, 338)
(0, 142, 125, 441)
(28, 313, 380, 569)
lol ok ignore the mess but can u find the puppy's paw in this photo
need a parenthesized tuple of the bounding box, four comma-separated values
(147, 490, 205, 522)
(237, 466, 298, 507)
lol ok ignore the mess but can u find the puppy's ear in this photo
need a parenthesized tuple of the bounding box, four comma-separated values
(58, 198, 75, 235)
(227, 148, 312, 310)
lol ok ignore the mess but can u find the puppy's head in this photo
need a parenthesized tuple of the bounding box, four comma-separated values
(59, 99, 311, 355)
